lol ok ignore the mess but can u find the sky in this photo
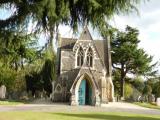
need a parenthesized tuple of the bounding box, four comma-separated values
(112, 0, 160, 66)
(0, 0, 160, 71)
(113, 0, 160, 72)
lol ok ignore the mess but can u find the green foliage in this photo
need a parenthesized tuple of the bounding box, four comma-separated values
(0, 29, 41, 98)
(112, 26, 156, 76)
(25, 49, 56, 96)
(0, 65, 16, 89)
(0, 0, 143, 33)
(152, 79, 160, 100)
(111, 26, 157, 97)
(132, 77, 145, 92)
(0, 30, 38, 70)
(112, 70, 121, 96)
(143, 84, 152, 96)
(0, 0, 147, 99)
(25, 71, 43, 96)
(124, 83, 133, 99)
(41, 49, 56, 95)
(11, 70, 27, 93)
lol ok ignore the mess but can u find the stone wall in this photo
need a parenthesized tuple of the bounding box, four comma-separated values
(61, 50, 75, 72)
(54, 38, 113, 104)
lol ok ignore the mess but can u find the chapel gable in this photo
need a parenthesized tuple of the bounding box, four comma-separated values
(79, 26, 93, 40)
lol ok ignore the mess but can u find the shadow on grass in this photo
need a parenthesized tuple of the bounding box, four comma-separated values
(54, 113, 160, 120)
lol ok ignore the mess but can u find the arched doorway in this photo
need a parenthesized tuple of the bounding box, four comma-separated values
(78, 79, 92, 105)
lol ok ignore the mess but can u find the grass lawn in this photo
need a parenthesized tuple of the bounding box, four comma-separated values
(0, 112, 160, 120)
(134, 102, 160, 110)
(0, 100, 24, 105)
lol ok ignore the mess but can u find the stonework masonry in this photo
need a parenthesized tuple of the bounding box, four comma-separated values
(52, 26, 114, 105)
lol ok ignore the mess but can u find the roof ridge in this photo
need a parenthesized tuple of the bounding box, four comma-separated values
(79, 26, 93, 40)
(61, 37, 77, 40)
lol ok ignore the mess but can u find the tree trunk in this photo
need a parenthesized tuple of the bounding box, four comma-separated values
(155, 96, 157, 102)
(120, 67, 125, 99)
(48, 29, 55, 54)
(120, 77, 125, 99)
(15, 61, 18, 71)
(21, 58, 24, 69)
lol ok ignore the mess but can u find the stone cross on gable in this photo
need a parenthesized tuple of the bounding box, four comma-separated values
(79, 26, 93, 40)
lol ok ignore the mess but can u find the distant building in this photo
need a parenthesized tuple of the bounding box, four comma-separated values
(52, 26, 114, 105)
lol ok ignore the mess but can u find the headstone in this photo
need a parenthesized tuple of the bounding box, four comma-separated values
(0, 85, 6, 99)
(20, 91, 29, 100)
(157, 98, 160, 106)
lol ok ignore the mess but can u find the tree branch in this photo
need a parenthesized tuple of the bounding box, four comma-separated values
(112, 63, 121, 71)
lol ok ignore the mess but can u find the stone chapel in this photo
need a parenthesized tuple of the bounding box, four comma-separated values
(52, 26, 114, 106)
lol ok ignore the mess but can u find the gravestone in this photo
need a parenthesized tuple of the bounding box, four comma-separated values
(0, 85, 6, 99)
(157, 98, 160, 106)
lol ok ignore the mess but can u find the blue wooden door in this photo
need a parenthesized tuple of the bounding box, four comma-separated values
(88, 86, 92, 105)
(85, 81, 92, 105)
(78, 80, 86, 105)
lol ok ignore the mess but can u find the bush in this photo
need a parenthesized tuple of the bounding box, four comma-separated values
(143, 85, 152, 96)
(132, 77, 145, 92)
(0, 67, 16, 90)
(124, 83, 133, 99)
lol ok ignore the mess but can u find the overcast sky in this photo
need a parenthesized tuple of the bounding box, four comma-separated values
(112, 0, 160, 65)
(113, 0, 160, 72)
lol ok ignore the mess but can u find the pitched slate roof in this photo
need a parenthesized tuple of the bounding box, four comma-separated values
(60, 38, 77, 49)
(94, 40, 105, 63)
(79, 26, 93, 40)
(60, 38, 106, 63)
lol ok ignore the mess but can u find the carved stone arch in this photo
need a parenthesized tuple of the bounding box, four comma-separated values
(73, 44, 80, 54)
(71, 73, 99, 105)
(86, 44, 96, 56)
(86, 47, 94, 67)
(91, 45, 96, 54)
(55, 84, 62, 93)
(75, 45, 82, 54)
(75, 46, 84, 67)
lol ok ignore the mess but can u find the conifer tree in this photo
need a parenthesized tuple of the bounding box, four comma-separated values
(111, 26, 157, 98)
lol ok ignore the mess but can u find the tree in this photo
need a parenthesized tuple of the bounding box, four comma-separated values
(142, 83, 152, 102)
(0, 1, 145, 37)
(0, 0, 147, 99)
(40, 49, 56, 96)
(150, 77, 160, 102)
(112, 70, 121, 97)
(25, 48, 56, 97)
(132, 76, 145, 93)
(124, 83, 133, 99)
(0, 65, 16, 89)
(153, 81, 160, 102)
(0, 30, 38, 71)
(0, 29, 41, 98)
(111, 26, 157, 98)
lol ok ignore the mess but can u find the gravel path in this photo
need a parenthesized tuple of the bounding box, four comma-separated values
(0, 102, 160, 115)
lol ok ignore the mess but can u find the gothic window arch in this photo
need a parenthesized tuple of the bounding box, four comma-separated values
(87, 47, 93, 67)
(55, 84, 62, 93)
(77, 47, 84, 67)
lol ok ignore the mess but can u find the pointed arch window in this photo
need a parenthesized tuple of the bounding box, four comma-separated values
(77, 47, 84, 67)
(87, 47, 93, 67)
